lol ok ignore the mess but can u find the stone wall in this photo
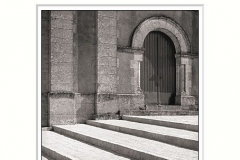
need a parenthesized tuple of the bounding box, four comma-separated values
(116, 11, 199, 54)
(116, 51, 134, 94)
(41, 11, 50, 127)
(77, 11, 97, 94)
(48, 11, 77, 125)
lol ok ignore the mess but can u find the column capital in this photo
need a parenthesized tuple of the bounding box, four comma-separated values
(175, 53, 198, 59)
(117, 46, 145, 54)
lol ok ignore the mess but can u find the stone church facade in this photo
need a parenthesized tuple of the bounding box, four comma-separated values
(41, 10, 199, 127)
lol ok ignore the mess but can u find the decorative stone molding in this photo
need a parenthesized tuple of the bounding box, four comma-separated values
(117, 46, 145, 53)
(175, 53, 198, 59)
(48, 92, 75, 98)
(131, 16, 191, 54)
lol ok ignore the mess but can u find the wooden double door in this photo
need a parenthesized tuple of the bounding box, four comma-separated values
(140, 31, 176, 105)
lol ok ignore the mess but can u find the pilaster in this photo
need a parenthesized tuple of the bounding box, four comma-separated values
(175, 53, 196, 106)
(48, 11, 78, 126)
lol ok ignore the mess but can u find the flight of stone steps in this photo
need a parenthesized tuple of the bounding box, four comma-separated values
(42, 115, 198, 160)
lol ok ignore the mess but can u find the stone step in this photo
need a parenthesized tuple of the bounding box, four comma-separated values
(145, 105, 183, 111)
(53, 124, 198, 160)
(86, 120, 198, 151)
(122, 115, 198, 132)
(121, 110, 198, 116)
(42, 131, 130, 160)
(145, 105, 198, 111)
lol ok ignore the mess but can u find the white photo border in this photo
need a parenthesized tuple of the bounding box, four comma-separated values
(37, 5, 203, 160)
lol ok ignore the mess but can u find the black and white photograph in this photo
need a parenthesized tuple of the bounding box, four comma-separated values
(3, 1, 240, 160)
(40, 6, 201, 160)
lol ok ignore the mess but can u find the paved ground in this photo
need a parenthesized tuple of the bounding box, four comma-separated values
(54, 124, 198, 160)
(128, 116, 198, 125)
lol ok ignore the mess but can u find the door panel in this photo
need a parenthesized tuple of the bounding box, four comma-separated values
(140, 31, 176, 105)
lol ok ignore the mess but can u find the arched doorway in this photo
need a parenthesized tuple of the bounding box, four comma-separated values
(131, 16, 196, 106)
(140, 31, 176, 105)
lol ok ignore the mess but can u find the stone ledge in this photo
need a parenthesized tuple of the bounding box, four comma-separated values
(42, 127, 53, 131)
(93, 113, 120, 120)
(48, 92, 75, 98)
(175, 53, 198, 58)
(117, 46, 145, 53)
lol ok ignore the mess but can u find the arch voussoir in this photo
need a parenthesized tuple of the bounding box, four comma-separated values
(131, 16, 191, 54)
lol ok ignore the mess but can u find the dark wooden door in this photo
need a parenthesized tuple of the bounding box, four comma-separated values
(140, 31, 176, 105)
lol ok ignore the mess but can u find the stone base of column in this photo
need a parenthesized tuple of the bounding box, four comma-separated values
(94, 93, 145, 119)
(48, 92, 76, 126)
(48, 92, 95, 126)
(175, 95, 196, 106)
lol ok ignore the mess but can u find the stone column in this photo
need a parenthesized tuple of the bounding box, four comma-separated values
(95, 11, 118, 115)
(131, 49, 144, 94)
(48, 11, 77, 126)
(175, 54, 196, 106)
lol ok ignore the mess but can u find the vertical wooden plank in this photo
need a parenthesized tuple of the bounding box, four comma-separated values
(141, 31, 176, 103)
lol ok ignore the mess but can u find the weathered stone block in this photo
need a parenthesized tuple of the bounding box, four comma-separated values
(51, 37, 73, 44)
(51, 11, 73, 20)
(96, 94, 118, 114)
(130, 60, 139, 68)
(50, 82, 73, 92)
(98, 11, 116, 18)
(51, 42, 73, 54)
(50, 63, 73, 84)
(98, 74, 116, 84)
(98, 66, 117, 75)
(96, 102, 119, 114)
(50, 52, 73, 64)
(79, 94, 95, 104)
(181, 96, 196, 106)
(98, 35, 117, 45)
(97, 57, 117, 66)
(98, 43, 117, 57)
(97, 83, 117, 93)
(49, 95, 75, 115)
(134, 54, 143, 61)
(117, 95, 131, 111)
(51, 28, 73, 40)
(49, 114, 76, 125)
(51, 18, 73, 29)
(98, 16, 117, 27)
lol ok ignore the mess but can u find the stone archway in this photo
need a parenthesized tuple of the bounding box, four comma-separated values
(131, 16, 196, 106)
